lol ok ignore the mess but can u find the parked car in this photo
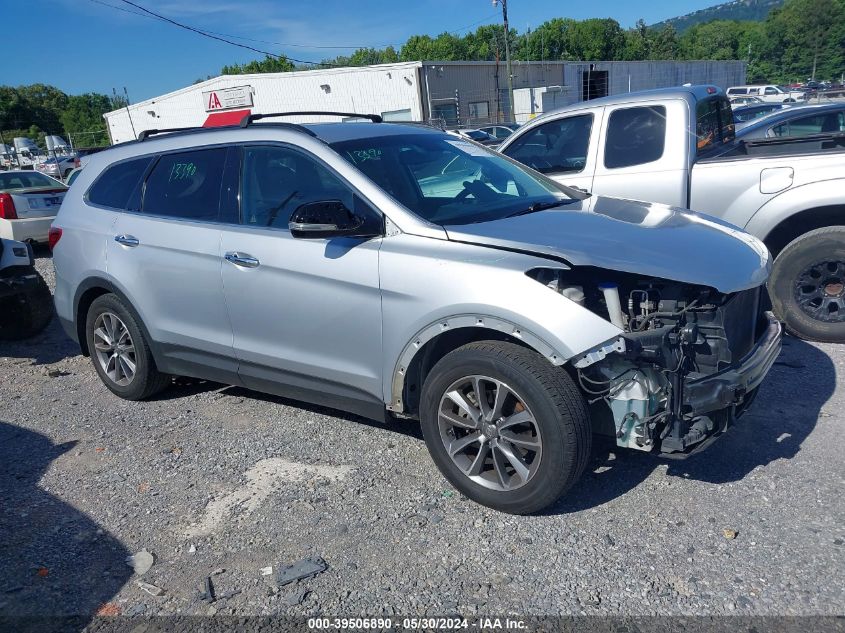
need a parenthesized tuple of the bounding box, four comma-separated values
(0, 171, 68, 242)
(479, 124, 520, 140)
(51, 114, 780, 514)
(0, 237, 53, 340)
(448, 128, 499, 145)
(734, 102, 845, 140)
(498, 85, 845, 343)
(733, 103, 792, 129)
(726, 84, 807, 103)
(729, 96, 764, 106)
(35, 154, 80, 180)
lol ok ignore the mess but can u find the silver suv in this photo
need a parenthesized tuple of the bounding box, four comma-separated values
(51, 113, 781, 514)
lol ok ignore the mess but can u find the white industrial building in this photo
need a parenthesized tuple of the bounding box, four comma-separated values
(104, 59, 746, 143)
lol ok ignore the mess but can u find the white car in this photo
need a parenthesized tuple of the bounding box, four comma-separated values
(0, 171, 68, 242)
(35, 154, 80, 180)
(726, 84, 807, 103)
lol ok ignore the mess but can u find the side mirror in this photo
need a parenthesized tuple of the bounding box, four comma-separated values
(289, 200, 376, 239)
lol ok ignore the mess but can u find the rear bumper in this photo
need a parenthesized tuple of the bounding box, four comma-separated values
(0, 269, 42, 299)
(683, 311, 782, 414)
(0, 217, 55, 242)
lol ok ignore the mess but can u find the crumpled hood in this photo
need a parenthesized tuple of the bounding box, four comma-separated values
(445, 196, 771, 293)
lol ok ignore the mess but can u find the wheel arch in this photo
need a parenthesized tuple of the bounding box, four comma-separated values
(760, 204, 845, 258)
(388, 315, 565, 418)
(73, 276, 156, 359)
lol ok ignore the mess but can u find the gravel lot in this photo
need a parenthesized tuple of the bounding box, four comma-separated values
(1, 253, 844, 622)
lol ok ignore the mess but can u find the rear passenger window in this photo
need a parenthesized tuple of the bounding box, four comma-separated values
(142, 148, 227, 221)
(503, 114, 593, 174)
(604, 106, 666, 169)
(87, 157, 153, 211)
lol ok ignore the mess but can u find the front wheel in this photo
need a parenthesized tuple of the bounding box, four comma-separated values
(769, 226, 845, 342)
(420, 341, 591, 514)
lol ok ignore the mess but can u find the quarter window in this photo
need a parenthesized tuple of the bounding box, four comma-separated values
(604, 106, 666, 169)
(771, 111, 845, 138)
(142, 148, 227, 221)
(503, 114, 593, 174)
(241, 146, 354, 229)
(87, 157, 153, 210)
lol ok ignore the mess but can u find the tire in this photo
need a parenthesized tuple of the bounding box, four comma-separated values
(420, 341, 591, 514)
(85, 293, 170, 400)
(769, 226, 845, 343)
(0, 271, 53, 340)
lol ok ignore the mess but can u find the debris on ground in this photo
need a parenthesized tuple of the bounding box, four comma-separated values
(276, 557, 328, 587)
(279, 589, 310, 606)
(211, 567, 226, 576)
(198, 576, 216, 603)
(188, 543, 196, 553)
(126, 549, 155, 575)
(137, 581, 165, 597)
(36, 567, 49, 577)
(723, 529, 738, 540)
(259, 566, 273, 576)
(95, 602, 121, 616)
(219, 588, 241, 601)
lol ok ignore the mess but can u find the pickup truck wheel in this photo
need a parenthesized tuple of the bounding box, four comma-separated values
(85, 294, 170, 400)
(0, 271, 53, 340)
(769, 226, 845, 343)
(420, 341, 590, 514)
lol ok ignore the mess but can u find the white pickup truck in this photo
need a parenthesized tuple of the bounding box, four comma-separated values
(499, 85, 845, 343)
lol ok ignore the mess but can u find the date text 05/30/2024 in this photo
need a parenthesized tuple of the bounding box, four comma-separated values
(307, 617, 527, 630)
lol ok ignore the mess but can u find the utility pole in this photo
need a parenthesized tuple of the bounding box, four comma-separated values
(492, 0, 515, 122)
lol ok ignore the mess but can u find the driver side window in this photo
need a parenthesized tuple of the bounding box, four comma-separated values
(241, 145, 354, 229)
(503, 114, 593, 175)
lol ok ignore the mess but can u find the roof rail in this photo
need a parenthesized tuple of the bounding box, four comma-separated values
(138, 126, 203, 141)
(240, 111, 383, 127)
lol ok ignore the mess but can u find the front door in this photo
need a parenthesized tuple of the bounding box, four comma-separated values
(501, 109, 603, 193)
(220, 144, 384, 417)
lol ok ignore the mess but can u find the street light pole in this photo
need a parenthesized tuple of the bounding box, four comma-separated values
(493, 0, 515, 122)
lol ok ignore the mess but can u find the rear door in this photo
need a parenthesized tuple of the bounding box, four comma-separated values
(501, 109, 602, 192)
(107, 146, 240, 383)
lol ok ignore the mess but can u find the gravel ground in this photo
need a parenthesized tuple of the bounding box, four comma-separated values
(1, 253, 843, 621)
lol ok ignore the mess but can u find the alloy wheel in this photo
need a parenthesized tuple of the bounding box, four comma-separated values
(92, 312, 137, 386)
(437, 375, 542, 491)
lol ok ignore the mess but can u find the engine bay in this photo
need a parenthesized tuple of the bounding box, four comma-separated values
(529, 267, 768, 455)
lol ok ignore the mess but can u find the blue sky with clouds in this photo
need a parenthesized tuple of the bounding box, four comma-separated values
(9, 0, 719, 100)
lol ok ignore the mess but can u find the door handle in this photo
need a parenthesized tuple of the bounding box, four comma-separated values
(224, 252, 260, 268)
(114, 234, 139, 247)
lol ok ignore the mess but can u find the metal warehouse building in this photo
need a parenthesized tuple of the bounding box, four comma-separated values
(104, 59, 746, 143)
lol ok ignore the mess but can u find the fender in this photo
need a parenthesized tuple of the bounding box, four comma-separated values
(387, 314, 564, 413)
(744, 177, 845, 241)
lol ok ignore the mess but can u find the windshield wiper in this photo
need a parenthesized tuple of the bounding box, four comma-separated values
(505, 199, 577, 218)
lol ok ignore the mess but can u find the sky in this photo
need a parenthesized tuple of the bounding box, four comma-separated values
(6, 0, 722, 101)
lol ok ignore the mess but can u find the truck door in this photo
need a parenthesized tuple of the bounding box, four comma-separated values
(501, 108, 603, 193)
(590, 99, 688, 206)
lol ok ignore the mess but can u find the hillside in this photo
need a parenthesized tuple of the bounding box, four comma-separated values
(651, 0, 784, 32)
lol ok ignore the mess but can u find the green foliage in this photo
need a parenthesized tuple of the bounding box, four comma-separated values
(221, 55, 295, 75)
(654, 0, 785, 34)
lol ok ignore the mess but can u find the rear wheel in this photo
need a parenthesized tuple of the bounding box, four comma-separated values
(0, 271, 53, 340)
(769, 226, 845, 342)
(420, 341, 591, 514)
(85, 294, 170, 400)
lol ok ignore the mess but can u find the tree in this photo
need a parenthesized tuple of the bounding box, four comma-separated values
(60, 93, 113, 146)
(221, 55, 294, 75)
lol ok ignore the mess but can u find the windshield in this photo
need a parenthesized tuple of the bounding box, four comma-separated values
(463, 130, 492, 141)
(330, 133, 578, 226)
(0, 172, 61, 190)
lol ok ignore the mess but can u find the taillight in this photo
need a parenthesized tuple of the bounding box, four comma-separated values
(48, 227, 63, 251)
(74, 158, 80, 168)
(0, 193, 17, 219)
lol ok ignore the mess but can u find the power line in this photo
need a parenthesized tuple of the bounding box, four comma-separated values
(116, 0, 348, 66)
(85, 0, 396, 49)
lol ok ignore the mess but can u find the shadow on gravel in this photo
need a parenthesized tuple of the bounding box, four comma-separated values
(0, 421, 131, 626)
(548, 337, 835, 515)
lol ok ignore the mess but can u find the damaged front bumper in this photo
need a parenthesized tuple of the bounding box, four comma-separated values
(684, 311, 782, 414)
(661, 311, 782, 455)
